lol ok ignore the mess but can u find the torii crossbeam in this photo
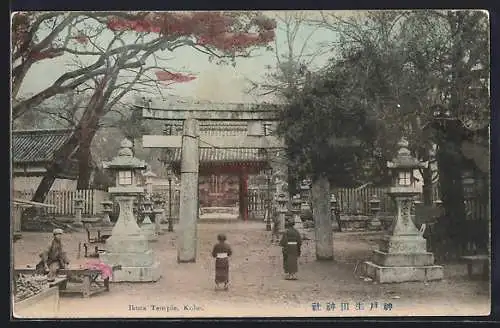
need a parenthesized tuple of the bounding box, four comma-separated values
(140, 100, 284, 263)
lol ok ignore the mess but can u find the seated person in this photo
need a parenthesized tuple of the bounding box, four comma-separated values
(36, 228, 70, 281)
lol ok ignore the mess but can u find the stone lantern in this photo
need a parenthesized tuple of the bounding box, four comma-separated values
(152, 197, 165, 235)
(100, 200, 114, 225)
(291, 194, 304, 231)
(143, 170, 157, 195)
(363, 138, 443, 283)
(141, 196, 158, 242)
(100, 138, 161, 282)
(73, 198, 85, 227)
(368, 195, 382, 231)
(300, 179, 311, 204)
(276, 192, 288, 234)
(330, 194, 340, 231)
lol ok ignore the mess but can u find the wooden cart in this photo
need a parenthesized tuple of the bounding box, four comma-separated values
(14, 265, 122, 298)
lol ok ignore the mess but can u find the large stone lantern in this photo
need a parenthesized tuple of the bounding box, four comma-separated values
(100, 139, 161, 282)
(363, 138, 443, 283)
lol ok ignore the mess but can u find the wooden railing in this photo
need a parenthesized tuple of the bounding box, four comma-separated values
(14, 189, 108, 216)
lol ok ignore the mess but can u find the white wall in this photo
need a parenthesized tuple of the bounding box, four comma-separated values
(12, 176, 77, 191)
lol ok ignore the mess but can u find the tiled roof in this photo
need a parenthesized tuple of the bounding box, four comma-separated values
(162, 121, 275, 136)
(162, 148, 267, 164)
(12, 129, 73, 163)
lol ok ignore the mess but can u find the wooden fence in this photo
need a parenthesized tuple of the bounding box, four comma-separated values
(14, 189, 108, 216)
(330, 184, 442, 215)
(246, 184, 443, 217)
(149, 183, 487, 223)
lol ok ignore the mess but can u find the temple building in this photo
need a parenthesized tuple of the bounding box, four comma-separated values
(11, 129, 82, 191)
(157, 121, 283, 221)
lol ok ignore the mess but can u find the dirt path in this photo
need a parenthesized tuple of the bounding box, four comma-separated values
(12, 222, 490, 318)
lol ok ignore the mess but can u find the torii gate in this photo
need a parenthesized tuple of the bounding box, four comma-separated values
(140, 99, 284, 263)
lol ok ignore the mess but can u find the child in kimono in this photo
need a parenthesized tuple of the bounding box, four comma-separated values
(211, 233, 233, 290)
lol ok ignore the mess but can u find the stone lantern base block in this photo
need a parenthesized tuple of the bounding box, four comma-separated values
(379, 235, 428, 253)
(363, 261, 443, 283)
(110, 262, 162, 282)
(372, 250, 436, 267)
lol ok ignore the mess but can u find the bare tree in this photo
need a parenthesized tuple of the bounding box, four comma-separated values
(12, 11, 278, 201)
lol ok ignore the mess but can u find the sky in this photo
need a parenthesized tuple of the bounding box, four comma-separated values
(17, 11, 360, 104)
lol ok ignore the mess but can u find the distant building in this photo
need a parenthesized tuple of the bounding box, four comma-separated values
(158, 121, 284, 220)
(11, 129, 95, 191)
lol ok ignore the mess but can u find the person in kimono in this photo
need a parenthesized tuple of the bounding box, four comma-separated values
(211, 233, 233, 290)
(279, 220, 302, 280)
(36, 228, 70, 281)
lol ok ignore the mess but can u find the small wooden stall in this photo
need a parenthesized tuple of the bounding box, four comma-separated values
(12, 198, 56, 241)
(14, 265, 122, 298)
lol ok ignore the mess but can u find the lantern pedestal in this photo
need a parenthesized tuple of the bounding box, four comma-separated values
(100, 192, 161, 282)
(363, 189, 443, 283)
(153, 209, 165, 235)
(141, 213, 158, 242)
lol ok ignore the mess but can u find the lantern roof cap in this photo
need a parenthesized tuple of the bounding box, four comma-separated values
(103, 138, 147, 170)
(143, 170, 157, 177)
(387, 137, 427, 169)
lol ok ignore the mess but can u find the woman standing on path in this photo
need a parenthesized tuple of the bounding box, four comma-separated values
(212, 233, 233, 290)
(279, 220, 302, 280)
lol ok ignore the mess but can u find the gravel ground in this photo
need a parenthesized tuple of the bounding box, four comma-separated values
(12, 221, 490, 318)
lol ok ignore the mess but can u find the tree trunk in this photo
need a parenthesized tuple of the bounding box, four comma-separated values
(311, 173, 333, 260)
(76, 146, 93, 190)
(31, 168, 59, 203)
(75, 100, 103, 189)
(31, 133, 81, 203)
(437, 137, 466, 259)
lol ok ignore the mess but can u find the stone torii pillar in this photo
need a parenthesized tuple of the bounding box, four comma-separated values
(178, 118, 200, 262)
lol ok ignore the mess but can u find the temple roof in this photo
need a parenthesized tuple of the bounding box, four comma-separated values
(162, 148, 268, 165)
(160, 121, 275, 136)
(12, 129, 74, 163)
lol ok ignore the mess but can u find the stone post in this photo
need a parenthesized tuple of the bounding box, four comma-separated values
(178, 118, 200, 263)
(101, 201, 113, 225)
(363, 138, 443, 283)
(73, 199, 84, 227)
(141, 199, 158, 242)
(13, 206, 22, 239)
(330, 194, 340, 232)
(368, 195, 382, 231)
